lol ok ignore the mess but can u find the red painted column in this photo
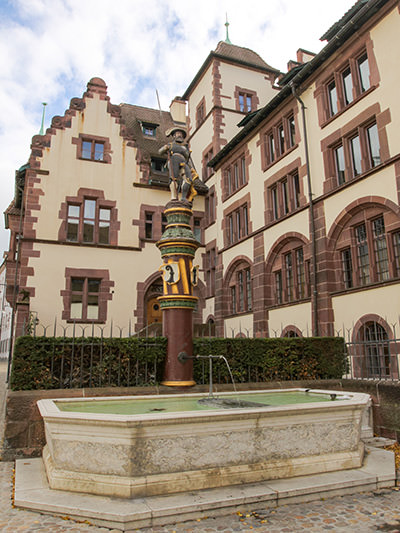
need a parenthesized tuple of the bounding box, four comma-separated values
(156, 200, 199, 387)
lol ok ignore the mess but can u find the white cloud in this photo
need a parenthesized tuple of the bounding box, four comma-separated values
(0, 0, 353, 253)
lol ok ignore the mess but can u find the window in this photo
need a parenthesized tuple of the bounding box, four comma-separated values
(275, 271, 282, 304)
(142, 123, 157, 136)
(393, 232, 400, 276)
(205, 189, 215, 226)
(288, 115, 296, 148)
(342, 248, 353, 289)
(71, 278, 100, 320)
(269, 171, 301, 221)
(238, 92, 253, 113)
(263, 114, 296, 168)
(359, 322, 390, 378)
(151, 158, 168, 173)
(145, 212, 153, 239)
(357, 53, 370, 92)
(205, 246, 216, 297)
(272, 245, 310, 306)
(334, 145, 345, 185)
(196, 100, 206, 128)
(327, 80, 338, 116)
(366, 123, 381, 167)
(342, 67, 354, 105)
(203, 148, 214, 181)
(66, 199, 111, 244)
(223, 154, 247, 198)
(350, 135, 362, 177)
(81, 139, 104, 161)
(62, 268, 113, 324)
(372, 216, 389, 281)
(292, 173, 301, 209)
(225, 204, 249, 246)
(328, 120, 381, 187)
(229, 265, 252, 315)
(338, 213, 400, 290)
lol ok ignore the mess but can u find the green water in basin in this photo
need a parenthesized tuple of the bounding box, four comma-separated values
(55, 391, 345, 416)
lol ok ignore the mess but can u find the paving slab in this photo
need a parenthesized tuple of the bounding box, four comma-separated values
(14, 446, 396, 531)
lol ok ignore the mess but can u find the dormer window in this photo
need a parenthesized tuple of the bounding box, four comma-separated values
(141, 122, 157, 137)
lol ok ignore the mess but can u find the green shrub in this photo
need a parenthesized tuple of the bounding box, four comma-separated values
(10, 335, 346, 391)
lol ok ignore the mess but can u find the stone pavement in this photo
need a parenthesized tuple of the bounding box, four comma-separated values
(1, 359, 400, 532)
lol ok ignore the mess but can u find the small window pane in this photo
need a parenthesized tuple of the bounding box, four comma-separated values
(366, 123, 381, 167)
(288, 116, 295, 147)
(293, 173, 300, 208)
(334, 145, 345, 185)
(278, 124, 285, 155)
(350, 135, 362, 176)
(68, 205, 80, 217)
(67, 221, 79, 241)
(82, 141, 92, 159)
(342, 68, 353, 105)
(88, 279, 100, 293)
(71, 278, 84, 292)
(282, 180, 289, 214)
(87, 296, 99, 319)
(269, 134, 275, 162)
(94, 143, 104, 161)
(328, 80, 338, 116)
(84, 199, 96, 219)
(99, 223, 109, 244)
(83, 221, 94, 242)
(358, 53, 370, 92)
(239, 94, 244, 112)
(99, 208, 111, 221)
(70, 301, 83, 319)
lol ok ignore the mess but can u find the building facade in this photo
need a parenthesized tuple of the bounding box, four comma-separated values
(4, 0, 400, 376)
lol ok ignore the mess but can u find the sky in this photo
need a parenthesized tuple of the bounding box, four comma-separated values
(0, 0, 355, 255)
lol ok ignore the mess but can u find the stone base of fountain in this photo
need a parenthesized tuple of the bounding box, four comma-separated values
(38, 389, 370, 499)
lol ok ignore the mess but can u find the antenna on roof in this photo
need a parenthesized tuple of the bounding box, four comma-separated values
(225, 13, 232, 44)
(39, 102, 47, 135)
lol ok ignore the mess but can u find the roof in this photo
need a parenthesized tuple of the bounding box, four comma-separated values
(120, 104, 181, 159)
(182, 41, 280, 100)
(320, 0, 369, 41)
(209, 0, 390, 168)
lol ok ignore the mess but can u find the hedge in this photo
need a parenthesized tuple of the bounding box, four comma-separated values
(10, 335, 346, 391)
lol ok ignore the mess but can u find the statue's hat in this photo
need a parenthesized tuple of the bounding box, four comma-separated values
(165, 126, 187, 139)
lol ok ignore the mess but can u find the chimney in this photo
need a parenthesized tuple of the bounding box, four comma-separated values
(170, 97, 187, 124)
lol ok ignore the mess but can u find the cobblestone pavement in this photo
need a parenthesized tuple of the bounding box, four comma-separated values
(2, 360, 400, 532)
(0, 459, 400, 533)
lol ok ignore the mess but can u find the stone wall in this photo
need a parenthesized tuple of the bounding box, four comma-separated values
(1, 379, 399, 461)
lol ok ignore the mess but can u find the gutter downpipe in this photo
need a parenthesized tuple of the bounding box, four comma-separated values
(291, 83, 319, 337)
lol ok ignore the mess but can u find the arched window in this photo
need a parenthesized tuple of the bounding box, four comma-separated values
(266, 235, 310, 307)
(360, 322, 390, 378)
(226, 260, 252, 316)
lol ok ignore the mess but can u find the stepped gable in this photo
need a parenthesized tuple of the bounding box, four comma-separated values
(214, 41, 279, 73)
(120, 104, 179, 160)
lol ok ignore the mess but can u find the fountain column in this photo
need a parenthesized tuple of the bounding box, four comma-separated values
(156, 199, 199, 386)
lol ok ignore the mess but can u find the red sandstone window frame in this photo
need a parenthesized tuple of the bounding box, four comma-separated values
(61, 268, 114, 324)
(261, 113, 297, 170)
(268, 170, 301, 222)
(317, 45, 376, 125)
(271, 245, 310, 306)
(235, 87, 258, 114)
(74, 134, 111, 164)
(222, 153, 248, 200)
(225, 203, 249, 246)
(329, 119, 382, 185)
(205, 186, 216, 227)
(196, 98, 206, 128)
(228, 263, 252, 316)
(336, 213, 400, 291)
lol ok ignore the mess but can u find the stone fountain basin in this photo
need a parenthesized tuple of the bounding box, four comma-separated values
(37, 389, 369, 499)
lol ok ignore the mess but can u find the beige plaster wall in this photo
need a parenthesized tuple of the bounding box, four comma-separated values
(218, 62, 276, 110)
(332, 284, 400, 336)
(223, 314, 253, 337)
(33, 94, 145, 248)
(324, 165, 398, 233)
(187, 67, 213, 135)
(268, 302, 312, 336)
